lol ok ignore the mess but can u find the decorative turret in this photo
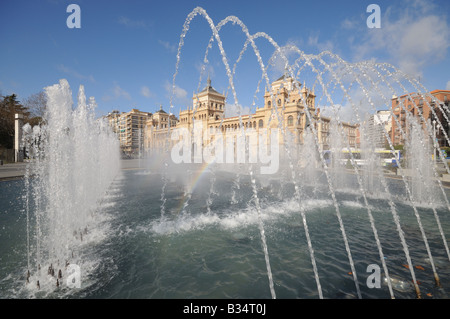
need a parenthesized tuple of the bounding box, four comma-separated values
(156, 104, 167, 114)
(206, 75, 211, 90)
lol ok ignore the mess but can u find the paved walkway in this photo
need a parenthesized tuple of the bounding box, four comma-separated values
(0, 162, 28, 181)
(2, 160, 450, 188)
(0, 160, 146, 181)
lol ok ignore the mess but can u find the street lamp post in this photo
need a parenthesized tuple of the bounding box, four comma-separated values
(433, 119, 436, 166)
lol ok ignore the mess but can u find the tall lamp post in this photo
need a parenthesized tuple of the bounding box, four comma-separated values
(433, 119, 437, 166)
(14, 113, 24, 162)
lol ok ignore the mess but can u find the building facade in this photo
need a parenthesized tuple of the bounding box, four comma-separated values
(106, 108, 152, 155)
(144, 75, 357, 159)
(391, 90, 450, 147)
(366, 110, 392, 148)
(144, 105, 178, 150)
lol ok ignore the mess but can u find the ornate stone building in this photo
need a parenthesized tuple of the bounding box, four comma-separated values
(144, 74, 357, 158)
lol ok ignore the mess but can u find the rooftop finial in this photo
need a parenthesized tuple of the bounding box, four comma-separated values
(207, 74, 211, 88)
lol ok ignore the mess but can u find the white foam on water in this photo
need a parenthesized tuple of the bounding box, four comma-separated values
(148, 198, 334, 235)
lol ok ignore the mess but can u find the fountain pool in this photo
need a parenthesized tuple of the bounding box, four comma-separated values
(1, 160, 450, 299)
(1, 7, 450, 299)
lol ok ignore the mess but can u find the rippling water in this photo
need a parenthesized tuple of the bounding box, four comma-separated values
(1, 166, 450, 299)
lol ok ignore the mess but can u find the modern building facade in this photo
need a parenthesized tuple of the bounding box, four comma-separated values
(390, 90, 450, 147)
(366, 110, 392, 148)
(106, 108, 152, 155)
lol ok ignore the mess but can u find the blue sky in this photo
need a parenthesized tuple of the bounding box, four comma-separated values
(1, 0, 449, 119)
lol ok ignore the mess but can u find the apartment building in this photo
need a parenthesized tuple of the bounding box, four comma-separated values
(106, 108, 152, 155)
(391, 90, 450, 147)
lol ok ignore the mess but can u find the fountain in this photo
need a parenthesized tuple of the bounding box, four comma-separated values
(0, 7, 449, 299)
(17, 79, 120, 296)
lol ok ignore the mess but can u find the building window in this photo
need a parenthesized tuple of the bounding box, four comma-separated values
(287, 115, 294, 126)
(259, 119, 264, 128)
(268, 101, 271, 108)
(277, 99, 281, 106)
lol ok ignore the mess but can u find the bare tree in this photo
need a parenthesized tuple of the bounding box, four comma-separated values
(23, 91, 47, 119)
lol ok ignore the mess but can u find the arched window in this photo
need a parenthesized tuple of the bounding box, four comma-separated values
(268, 100, 271, 108)
(277, 99, 281, 106)
(288, 115, 294, 126)
(259, 119, 264, 128)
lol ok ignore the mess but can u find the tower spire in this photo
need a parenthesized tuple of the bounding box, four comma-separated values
(207, 74, 211, 89)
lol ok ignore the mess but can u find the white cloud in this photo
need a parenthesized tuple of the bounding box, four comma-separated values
(307, 33, 334, 53)
(407, 0, 437, 13)
(269, 43, 302, 79)
(158, 40, 177, 53)
(140, 86, 153, 98)
(195, 62, 215, 79)
(164, 81, 187, 102)
(351, 3, 450, 77)
(318, 81, 394, 124)
(113, 84, 131, 100)
(341, 18, 356, 30)
(57, 64, 95, 83)
(103, 83, 131, 101)
(118, 16, 148, 29)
